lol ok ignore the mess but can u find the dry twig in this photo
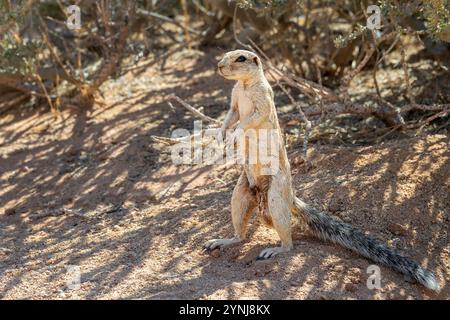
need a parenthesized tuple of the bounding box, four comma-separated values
(168, 94, 220, 125)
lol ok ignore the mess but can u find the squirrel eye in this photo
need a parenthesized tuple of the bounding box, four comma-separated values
(235, 55, 247, 62)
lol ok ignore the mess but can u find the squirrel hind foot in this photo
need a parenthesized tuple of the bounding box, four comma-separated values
(256, 246, 291, 260)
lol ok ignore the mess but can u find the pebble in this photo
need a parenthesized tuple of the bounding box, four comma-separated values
(4, 208, 16, 216)
(328, 200, 343, 213)
(210, 249, 221, 258)
(387, 222, 409, 236)
(344, 283, 357, 292)
(290, 280, 301, 287)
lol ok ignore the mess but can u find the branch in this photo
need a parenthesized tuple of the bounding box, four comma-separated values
(168, 94, 220, 125)
(150, 135, 182, 145)
(402, 103, 450, 113)
(0, 0, 35, 35)
(192, 0, 214, 17)
(339, 32, 396, 91)
(91, 3, 134, 93)
(232, 5, 253, 51)
(136, 8, 201, 35)
(400, 41, 417, 108)
(273, 74, 311, 161)
(248, 38, 339, 102)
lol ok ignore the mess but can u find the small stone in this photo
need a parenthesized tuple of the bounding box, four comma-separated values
(63, 197, 74, 205)
(210, 249, 221, 258)
(344, 283, 357, 292)
(4, 208, 16, 216)
(334, 265, 345, 272)
(0, 247, 13, 254)
(328, 195, 345, 213)
(79, 152, 89, 161)
(68, 148, 80, 156)
(388, 223, 409, 236)
(98, 154, 108, 162)
(388, 237, 402, 249)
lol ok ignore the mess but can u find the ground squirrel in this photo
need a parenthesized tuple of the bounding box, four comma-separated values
(204, 49, 440, 292)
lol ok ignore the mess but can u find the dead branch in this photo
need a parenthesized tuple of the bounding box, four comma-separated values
(0, 67, 81, 88)
(136, 8, 201, 35)
(192, 0, 215, 17)
(34, 72, 57, 115)
(402, 103, 450, 113)
(368, 28, 405, 125)
(150, 135, 181, 145)
(246, 37, 440, 126)
(232, 5, 253, 51)
(0, 0, 35, 35)
(400, 41, 418, 108)
(91, 3, 135, 93)
(180, 0, 192, 48)
(37, 15, 83, 87)
(168, 94, 221, 125)
(151, 129, 217, 146)
(339, 32, 397, 92)
(248, 38, 339, 102)
(422, 108, 450, 125)
(96, 0, 113, 37)
(273, 75, 311, 161)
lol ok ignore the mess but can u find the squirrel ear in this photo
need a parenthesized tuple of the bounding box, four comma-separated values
(253, 56, 259, 66)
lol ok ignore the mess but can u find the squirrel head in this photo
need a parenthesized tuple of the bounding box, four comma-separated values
(217, 50, 263, 82)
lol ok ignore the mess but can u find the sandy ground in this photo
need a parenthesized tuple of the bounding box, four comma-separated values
(0, 49, 449, 300)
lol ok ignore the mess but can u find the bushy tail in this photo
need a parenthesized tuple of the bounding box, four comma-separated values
(294, 197, 440, 292)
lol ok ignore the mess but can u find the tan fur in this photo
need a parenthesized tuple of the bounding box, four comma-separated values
(203, 51, 441, 293)
(205, 49, 295, 258)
